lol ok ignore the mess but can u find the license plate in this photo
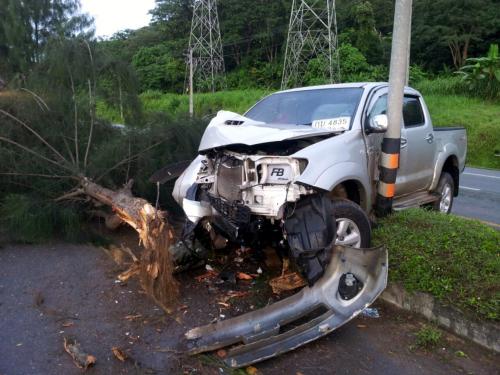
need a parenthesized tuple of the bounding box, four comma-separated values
(312, 117, 351, 131)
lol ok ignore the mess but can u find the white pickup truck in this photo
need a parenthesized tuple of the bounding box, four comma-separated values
(170, 83, 467, 366)
(172, 82, 467, 283)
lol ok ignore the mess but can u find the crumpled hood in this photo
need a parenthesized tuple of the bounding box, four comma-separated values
(198, 110, 337, 152)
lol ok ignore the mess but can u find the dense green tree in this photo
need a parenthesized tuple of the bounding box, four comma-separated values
(132, 43, 184, 92)
(0, 0, 92, 79)
(413, 0, 500, 70)
(149, 0, 192, 42)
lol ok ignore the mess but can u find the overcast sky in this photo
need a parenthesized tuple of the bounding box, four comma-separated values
(80, 0, 157, 38)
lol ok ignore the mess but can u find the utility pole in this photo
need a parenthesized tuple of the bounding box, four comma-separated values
(375, 0, 413, 217)
(281, 0, 340, 90)
(189, 48, 194, 117)
(187, 0, 225, 93)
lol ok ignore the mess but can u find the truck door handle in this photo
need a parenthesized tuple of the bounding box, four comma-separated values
(425, 133, 434, 143)
(400, 138, 408, 148)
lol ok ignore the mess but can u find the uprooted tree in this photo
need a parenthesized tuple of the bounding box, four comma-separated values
(0, 37, 203, 310)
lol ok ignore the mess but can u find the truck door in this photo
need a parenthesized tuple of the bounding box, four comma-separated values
(397, 95, 436, 195)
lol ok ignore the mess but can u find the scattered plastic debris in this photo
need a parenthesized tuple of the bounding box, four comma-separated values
(361, 307, 380, 318)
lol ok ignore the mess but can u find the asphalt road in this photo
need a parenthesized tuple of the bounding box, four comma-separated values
(453, 167, 500, 226)
(1, 243, 498, 375)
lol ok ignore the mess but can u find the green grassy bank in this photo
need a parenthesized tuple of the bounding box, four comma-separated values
(373, 209, 499, 321)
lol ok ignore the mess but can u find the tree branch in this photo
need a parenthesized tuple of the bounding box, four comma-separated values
(0, 136, 74, 173)
(0, 110, 71, 165)
(83, 79, 94, 171)
(95, 139, 168, 182)
(68, 70, 79, 168)
(20, 88, 50, 111)
(0, 172, 78, 180)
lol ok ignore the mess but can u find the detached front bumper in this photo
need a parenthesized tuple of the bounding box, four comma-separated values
(185, 245, 388, 368)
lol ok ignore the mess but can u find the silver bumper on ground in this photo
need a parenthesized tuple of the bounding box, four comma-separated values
(185, 245, 388, 368)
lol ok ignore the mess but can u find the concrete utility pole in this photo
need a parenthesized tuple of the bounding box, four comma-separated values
(187, 0, 225, 93)
(375, 0, 413, 217)
(281, 0, 340, 89)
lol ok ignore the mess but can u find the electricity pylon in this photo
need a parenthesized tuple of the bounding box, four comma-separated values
(281, 0, 340, 89)
(188, 0, 225, 93)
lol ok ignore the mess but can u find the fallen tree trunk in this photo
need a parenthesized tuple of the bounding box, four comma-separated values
(80, 177, 178, 310)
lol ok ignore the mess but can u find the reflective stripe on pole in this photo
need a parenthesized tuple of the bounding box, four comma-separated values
(375, 0, 413, 217)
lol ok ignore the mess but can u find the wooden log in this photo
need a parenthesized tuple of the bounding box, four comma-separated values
(80, 178, 178, 310)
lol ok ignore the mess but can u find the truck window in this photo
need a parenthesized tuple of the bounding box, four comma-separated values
(368, 95, 387, 117)
(245, 88, 363, 126)
(403, 97, 425, 127)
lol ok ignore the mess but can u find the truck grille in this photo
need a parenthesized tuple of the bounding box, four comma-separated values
(209, 195, 251, 224)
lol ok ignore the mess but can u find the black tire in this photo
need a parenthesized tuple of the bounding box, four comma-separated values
(431, 172, 454, 214)
(331, 199, 371, 248)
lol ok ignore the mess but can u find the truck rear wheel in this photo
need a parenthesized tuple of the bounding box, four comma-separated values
(431, 172, 454, 214)
(331, 199, 371, 248)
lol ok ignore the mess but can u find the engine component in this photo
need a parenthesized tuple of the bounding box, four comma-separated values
(284, 194, 336, 285)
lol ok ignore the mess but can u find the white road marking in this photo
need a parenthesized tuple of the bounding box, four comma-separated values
(460, 186, 480, 191)
(464, 172, 500, 180)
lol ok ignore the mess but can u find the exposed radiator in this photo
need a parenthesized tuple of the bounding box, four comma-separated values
(216, 157, 243, 201)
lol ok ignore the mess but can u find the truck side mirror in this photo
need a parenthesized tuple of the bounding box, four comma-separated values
(368, 114, 388, 133)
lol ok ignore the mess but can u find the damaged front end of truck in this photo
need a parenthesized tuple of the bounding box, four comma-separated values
(164, 109, 388, 367)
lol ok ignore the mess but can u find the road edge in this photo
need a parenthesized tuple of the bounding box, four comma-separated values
(380, 283, 500, 353)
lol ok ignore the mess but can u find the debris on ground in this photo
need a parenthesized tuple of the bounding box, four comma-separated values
(118, 263, 140, 282)
(246, 365, 262, 375)
(361, 307, 380, 318)
(33, 291, 44, 307)
(219, 270, 236, 284)
(111, 347, 128, 362)
(63, 337, 96, 370)
(124, 314, 143, 321)
(219, 290, 250, 304)
(195, 269, 219, 283)
(236, 272, 253, 281)
(216, 349, 227, 358)
(269, 272, 307, 294)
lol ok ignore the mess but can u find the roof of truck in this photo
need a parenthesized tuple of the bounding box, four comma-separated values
(278, 82, 420, 96)
(279, 82, 385, 93)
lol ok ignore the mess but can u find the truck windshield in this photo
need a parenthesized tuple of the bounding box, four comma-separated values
(245, 88, 363, 126)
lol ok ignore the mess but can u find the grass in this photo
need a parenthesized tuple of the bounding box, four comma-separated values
(140, 89, 268, 118)
(415, 325, 443, 349)
(373, 208, 500, 321)
(422, 94, 500, 169)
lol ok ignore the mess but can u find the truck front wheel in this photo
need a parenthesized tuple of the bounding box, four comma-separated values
(431, 172, 454, 214)
(331, 199, 371, 248)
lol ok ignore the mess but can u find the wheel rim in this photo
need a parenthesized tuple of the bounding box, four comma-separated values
(439, 183, 452, 213)
(335, 218, 362, 248)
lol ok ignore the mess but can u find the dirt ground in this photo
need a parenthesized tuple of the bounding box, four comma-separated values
(0, 235, 498, 375)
